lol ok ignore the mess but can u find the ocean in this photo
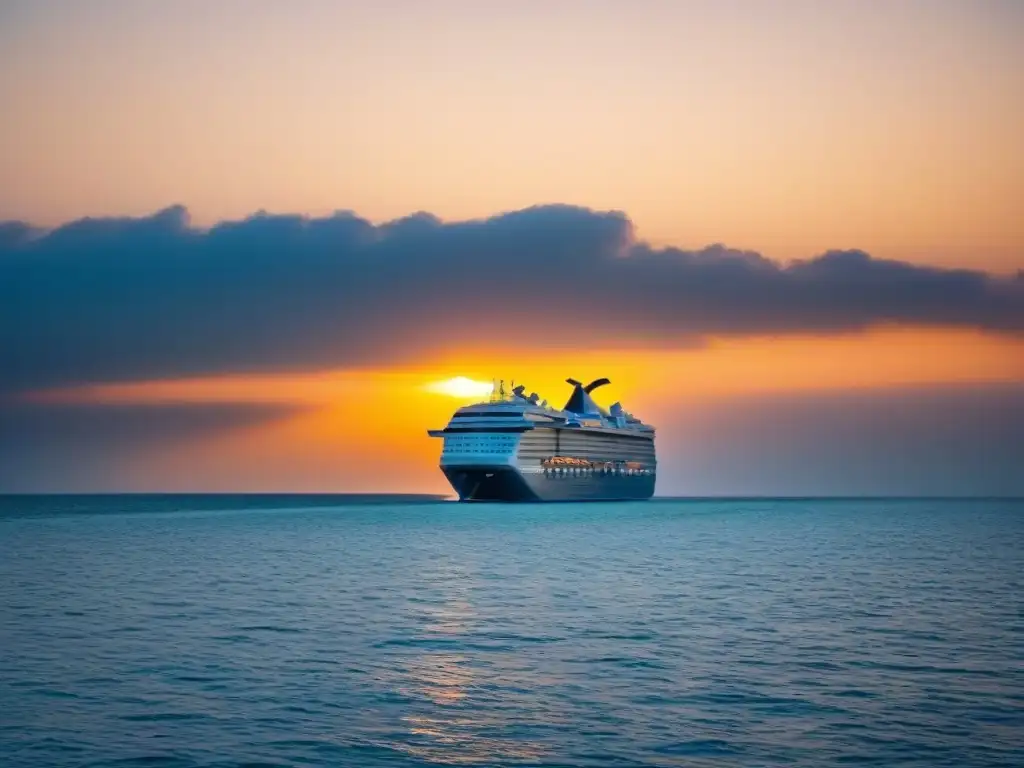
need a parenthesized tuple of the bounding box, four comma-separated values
(1, 495, 1021, 767)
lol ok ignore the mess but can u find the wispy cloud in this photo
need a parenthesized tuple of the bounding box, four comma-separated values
(659, 381, 1024, 497)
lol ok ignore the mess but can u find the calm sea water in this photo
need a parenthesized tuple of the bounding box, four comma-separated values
(1, 496, 1022, 767)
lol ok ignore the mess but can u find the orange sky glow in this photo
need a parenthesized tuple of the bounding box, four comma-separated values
(2, 1, 1023, 271)
(17, 327, 1023, 494)
(0, 1, 1021, 494)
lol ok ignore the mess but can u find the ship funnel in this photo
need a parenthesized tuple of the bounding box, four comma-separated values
(563, 377, 611, 415)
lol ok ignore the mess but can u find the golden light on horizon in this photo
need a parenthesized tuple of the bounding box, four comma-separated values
(17, 327, 1024, 412)
(6, 327, 1023, 493)
(424, 377, 494, 399)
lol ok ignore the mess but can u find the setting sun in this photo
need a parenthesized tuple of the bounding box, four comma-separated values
(424, 377, 494, 399)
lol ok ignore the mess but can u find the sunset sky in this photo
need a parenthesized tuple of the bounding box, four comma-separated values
(1, 0, 1022, 495)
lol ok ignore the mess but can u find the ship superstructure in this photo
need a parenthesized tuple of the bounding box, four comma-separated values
(428, 378, 656, 502)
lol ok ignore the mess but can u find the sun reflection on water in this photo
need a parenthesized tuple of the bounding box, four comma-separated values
(399, 652, 472, 705)
(389, 558, 546, 765)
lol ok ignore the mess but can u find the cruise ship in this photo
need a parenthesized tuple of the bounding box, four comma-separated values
(428, 378, 656, 502)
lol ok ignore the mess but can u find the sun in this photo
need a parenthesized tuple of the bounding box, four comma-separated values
(424, 376, 494, 399)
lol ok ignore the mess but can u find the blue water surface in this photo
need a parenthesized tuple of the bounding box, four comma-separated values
(1, 496, 1022, 767)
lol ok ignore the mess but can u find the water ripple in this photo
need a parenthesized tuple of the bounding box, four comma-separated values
(1, 497, 1022, 766)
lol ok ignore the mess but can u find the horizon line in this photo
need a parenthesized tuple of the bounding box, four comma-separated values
(1, 493, 1020, 501)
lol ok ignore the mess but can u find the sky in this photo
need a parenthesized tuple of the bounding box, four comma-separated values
(1, 0, 1022, 495)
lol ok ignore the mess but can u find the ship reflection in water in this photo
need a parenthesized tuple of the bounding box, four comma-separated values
(390, 557, 547, 765)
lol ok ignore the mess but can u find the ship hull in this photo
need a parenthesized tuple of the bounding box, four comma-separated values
(442, 465, 655, 503)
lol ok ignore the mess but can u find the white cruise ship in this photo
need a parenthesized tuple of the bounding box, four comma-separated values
(428, 378, 656, 502)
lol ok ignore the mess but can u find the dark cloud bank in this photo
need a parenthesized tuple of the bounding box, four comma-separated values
(1, 204, 1022, 394)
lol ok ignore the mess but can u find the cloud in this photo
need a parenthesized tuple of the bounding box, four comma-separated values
(0, 401, 302, 492)
(655, 382, 1024, 497)
(0, 221, 37, 250)
(1, 204, 1021, 393)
